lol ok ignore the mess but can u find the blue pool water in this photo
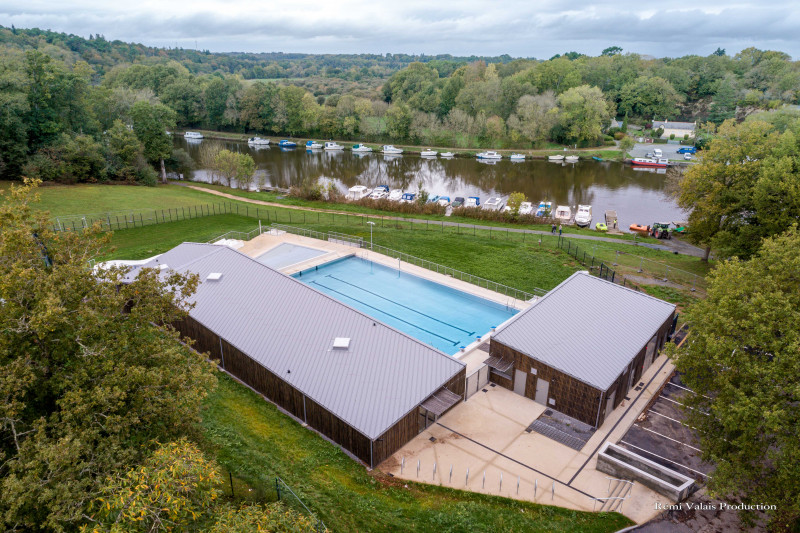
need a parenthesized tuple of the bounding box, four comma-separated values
(293, 257, 517, 355)
(255, 243, 328, 269)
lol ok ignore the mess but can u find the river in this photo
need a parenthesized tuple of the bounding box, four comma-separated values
(176, 138, 687, 229)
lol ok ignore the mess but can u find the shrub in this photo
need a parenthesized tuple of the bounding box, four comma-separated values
(669, 133, 676, 140)
(613, 131, 626, 140)
(655, 127, 664, 138)
(684, 133, 690, 140)
(354, 197, 445, 216)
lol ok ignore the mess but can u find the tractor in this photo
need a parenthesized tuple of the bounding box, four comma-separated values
(650, 222, 672, 239)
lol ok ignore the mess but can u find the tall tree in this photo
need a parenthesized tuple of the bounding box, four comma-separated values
(672, 226, 800, 530)
(130, 100, 176, 183)
(556, 85, 612, 144)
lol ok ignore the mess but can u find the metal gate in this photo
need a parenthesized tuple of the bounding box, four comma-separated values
(465, 365, 490, 399)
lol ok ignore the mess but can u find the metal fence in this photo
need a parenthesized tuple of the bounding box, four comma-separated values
(275, 477, 327, 532)
(558, 236, 618, 283)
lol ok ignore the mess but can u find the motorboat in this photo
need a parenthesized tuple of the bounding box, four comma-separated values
(476, 151, 502, 160)
(534, 201, 552, 217)
(565, 155, 579, 163)
(278, 140, 297, 148)
(428, 195, 440, 203)
(248, 136, 270, 146)
(305, 140, 323, 149)
(420, 148, 438, 157)
(464, 196, 481, 208)
(368, 186, 389, 200)
(482, 197, 504, 211)
(518, 202, 533, 215)
(451, 197, 465, 208)
(400, 192, 416, 203)
(595, 222, 608, 232)
(352, 144, 372, 153)
(388, 189, 404, 201)
(629, 223, 651, 234)
(437, 196, 451, 207)
(631, 157, 669, 168)
(324, 141, 344, 151)
(184, 131, 203, 139)
(441, 152, 455, 158)
(548, 155, 564, 161)
(554, 205, 572, 223)
(575, 204, 592, 227)
(510, 153, 525, 161)
(346, 185, 371, 200)
(382, 145, 403, 154)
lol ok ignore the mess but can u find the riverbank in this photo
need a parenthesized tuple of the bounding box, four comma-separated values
(181, 129, 623, 160)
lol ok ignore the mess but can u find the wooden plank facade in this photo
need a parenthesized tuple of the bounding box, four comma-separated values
(174, 315, 465, 467)
(489, 312, 674, 428)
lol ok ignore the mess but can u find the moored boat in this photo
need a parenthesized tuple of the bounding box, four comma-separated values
(346, 185, 371, 200)
(595, 222, 608, 232)
(388, 189, 404, 201)
(548, 155, 564, 161)
(324, 141, 344, 151)
(278, 140, 297, 148)
(554, 205, 572, 223)
(352, 143, 372, 153)
(451, 197, 465, 208)
(631, 157, 669, 168)
(575, 205, 592, 227)
(464, 196, 481, 208)
(510, 153, 525, 161)
(441, 152, 455, 158)
(534, 201, 552, 218)
(184, 131, 203, 139)
(565, 155, 579, 163)
(382, 145, 403, 154)
(420, 148, 438, 157)
(629, 223, 651, 234)
(305, 140, 322, 149)
(476, 151, 502, 160)
(437, 196, 451, 207)
(368, 185, 389, 200)
(482, 197, 504, 211)
(400, 192, 416, 203)
(248, 136, 270, 145)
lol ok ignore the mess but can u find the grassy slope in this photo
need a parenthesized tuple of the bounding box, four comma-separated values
(202, 374, 633, 533)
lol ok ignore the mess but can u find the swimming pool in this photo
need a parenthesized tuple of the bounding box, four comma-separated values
(293, 257, 517, 355)
(255, 243, 328, 270)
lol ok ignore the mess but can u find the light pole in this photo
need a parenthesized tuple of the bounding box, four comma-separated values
(367, 221, 375, 250)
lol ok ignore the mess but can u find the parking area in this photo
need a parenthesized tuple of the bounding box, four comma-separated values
(629, 142, 693, 161)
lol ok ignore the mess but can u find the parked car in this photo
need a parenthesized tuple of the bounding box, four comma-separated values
(683, 153, 692, 160)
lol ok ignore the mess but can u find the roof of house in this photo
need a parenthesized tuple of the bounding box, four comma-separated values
(126, 243, 464, 440)
(652, 120, 696, 130)
(491, 271, 675, 391)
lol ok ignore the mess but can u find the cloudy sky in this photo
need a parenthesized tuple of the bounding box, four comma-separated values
(1, 0, 797, 59)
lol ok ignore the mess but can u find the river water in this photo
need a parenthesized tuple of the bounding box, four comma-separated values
(177, 138, 687, 229)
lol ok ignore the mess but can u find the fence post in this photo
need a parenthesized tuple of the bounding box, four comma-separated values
(449, 465, 453, 484)
(466, 468, 469, 487)
(417, 459, 420, 478)
(275, 478, 281, 501)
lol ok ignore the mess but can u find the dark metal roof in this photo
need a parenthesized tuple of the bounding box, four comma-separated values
(483, 355, 514, 373)
(492, 272, 675, 391)
(420, 388, 462, 416)
(131, 243, 464, 440)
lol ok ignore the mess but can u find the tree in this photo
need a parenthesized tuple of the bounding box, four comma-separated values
(161, 79, 204, 126)
(506, 192, 526, 215)
(506, 93, 558, 146)
(601, 46, 622, 56)
(619, 136, 635, 154)
(618, 76, 683, 119)
(385, 103, 412, 140)
(0, 181, 217, 530)
(671, 226, 800, 530)
(556, 85, 612, 144)
(130, 100, 176, 183)
(213, 149, 255, 189)
(712, 47, 726, 56)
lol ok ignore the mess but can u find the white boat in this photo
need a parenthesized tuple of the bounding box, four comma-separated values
(482, 197, 505, 211)
(548, 155, 564, 162)
(575, 205, 592, 227)
(518, 202, 533, 215)
(184, 131, 203, 139)
(554, 205, 572, 223)
(420, 148, 438, 157)
(324, 141, 344, 151)
(565, 155, 579, 163)
(305, 140, 323, 149)
(352, 144, 372, 153)
(382, 145, 403, 154)
(346, 185, 372, 200)
(368, 187, 389, 200)
(437, 196, 451, 207)
(248, 136, 270, 146)
(441, 152, 455, 158)
(477, 151, 502, 160)
(510, 153, 525, 161)
(535, 201, 552, 217)
(464, 196, 480, 208)
(388, 189, 404, 201)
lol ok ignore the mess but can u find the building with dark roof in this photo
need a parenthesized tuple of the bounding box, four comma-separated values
(486, 272, 676, 428)
(128, 243, 465, 467)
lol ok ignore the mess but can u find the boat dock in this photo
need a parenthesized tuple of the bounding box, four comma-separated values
(605, 210, 623, 235)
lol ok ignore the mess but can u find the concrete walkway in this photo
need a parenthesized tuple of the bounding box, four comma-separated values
(180, 184, 706, 257)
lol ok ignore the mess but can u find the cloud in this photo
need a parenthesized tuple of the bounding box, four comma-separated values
(1, 0, 797, 58)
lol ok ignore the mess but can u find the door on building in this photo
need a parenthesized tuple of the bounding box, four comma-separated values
(514, 369, 527, 396)
(534, 379, 549, 405)
(605, 390, 616, 422)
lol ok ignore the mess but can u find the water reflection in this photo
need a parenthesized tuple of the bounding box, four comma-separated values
(176, 138, 686, 228)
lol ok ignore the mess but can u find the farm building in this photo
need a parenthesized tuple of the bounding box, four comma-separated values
(124, 243, 466, 468)
(652, 120, 696, 139)
(485, 271, 676, 428)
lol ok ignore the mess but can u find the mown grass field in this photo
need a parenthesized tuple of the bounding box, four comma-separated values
(202, 374, 633, 533)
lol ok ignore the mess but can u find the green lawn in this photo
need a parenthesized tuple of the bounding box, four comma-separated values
(201, 374, 633, 533)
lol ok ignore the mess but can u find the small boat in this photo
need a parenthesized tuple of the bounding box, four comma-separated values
(482, 197, 504, 211)
(346, 185, 372, 200)
(184, 131, 203, 139)
(400, 192, 416, 203)
(324, 141, 344, 151)
(575, 204, 592, 227)
(382, 145, 403, 154)
(672, 221, 688, 234)
(629, 223, 651, 234)
(565, 155, 579, 163)
(592, 156, 603, 161)
(595, 222, 608, 232)
(534, 201, 552, 217)
(510, 153, 525, 161)
(278, 140, 297, 148)
(427, 195, 440, 204)
(476, 151, 502, 160)
(388, 189, 404, 201)
(631, 157, 669, 168)
(441, 152, 455, 158)
(548, 155, 564, 162)
(451, 197, 465, 208)
(352, 144, 372, 153)
(305, 140, 322, 149)
(465, 196, 481, 208)
(248, 136, 270, 146)
(368, 186, 389, 200)
(420, 148, 438, 157)
(518, 202, 533, 215)
(554, 205, 572, 223)
(437, 196, 451, 207)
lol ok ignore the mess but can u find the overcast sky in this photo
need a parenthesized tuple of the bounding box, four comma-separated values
(2, 0, 798, 59)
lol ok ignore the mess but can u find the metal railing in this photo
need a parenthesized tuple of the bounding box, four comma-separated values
(591, 477, 635, 512)
(275, 476, 327, 532)
(206, 227, 262, 244)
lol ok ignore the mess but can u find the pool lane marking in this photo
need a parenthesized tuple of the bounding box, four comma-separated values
(325, 274, 476, 336)
(309, 280, 461, 346)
